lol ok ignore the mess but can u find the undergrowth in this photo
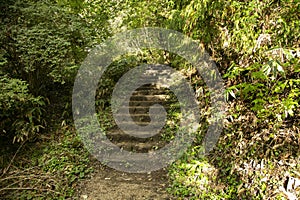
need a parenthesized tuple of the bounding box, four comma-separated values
(0, 124, 93, 199)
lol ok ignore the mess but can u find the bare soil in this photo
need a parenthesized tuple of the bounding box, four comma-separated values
(77, 162, 174, 200)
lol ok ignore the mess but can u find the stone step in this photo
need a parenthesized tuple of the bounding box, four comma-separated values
(132, 89, 171, 95)
(115, 113, 165, 117)
(99, 154, 156, 164)
(139, 71, 170, 75)
(116, 107, 162, 115)
(133, 77, 168, 82)
(114, 113, 166, 122)
(105, 129, 163, 142)
(114, 141, 165, 152)
(114, 115, 178, 123)
(130, 94, 171, 101)
(116, 121, 164, 129)
(135, 84, 163, 90)
(116, 105, 180, 114)
(129, 100, 179, 107)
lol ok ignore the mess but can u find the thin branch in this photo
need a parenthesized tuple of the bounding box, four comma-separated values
(1, 140, 27, 177)
(0, 174, 58, 182)
(0, 187, 61, 194)
(0, 179, 24, 192)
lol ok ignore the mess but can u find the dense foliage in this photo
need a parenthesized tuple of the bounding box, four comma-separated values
(164, 0, 300, 199)
(0, 0, 299, 199)
(0, 76, 45, 143)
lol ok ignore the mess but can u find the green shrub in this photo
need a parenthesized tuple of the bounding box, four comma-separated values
(165, 0, 299, 198)
(0, 76, 45, 143)
(0, 0, 92, 95)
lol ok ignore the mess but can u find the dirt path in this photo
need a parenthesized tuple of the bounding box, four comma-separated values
(77, 66, 178, 199)
(77, 163, 174, 200)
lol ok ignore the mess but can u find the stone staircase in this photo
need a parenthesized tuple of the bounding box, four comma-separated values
(105, 67, 181, 155)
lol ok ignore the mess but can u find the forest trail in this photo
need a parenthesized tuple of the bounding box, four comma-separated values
(78, 66, 177, 199)
(78, 164, 173, 200)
